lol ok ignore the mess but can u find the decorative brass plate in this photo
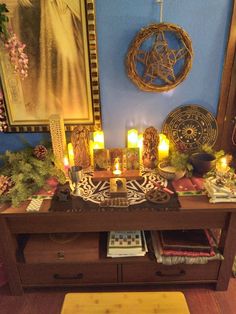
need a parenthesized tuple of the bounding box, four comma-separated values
(126, 23, 193, 92)
(162, 105, 218, 152)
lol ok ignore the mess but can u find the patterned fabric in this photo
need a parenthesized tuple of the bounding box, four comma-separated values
(78, 168, 167, 205)
(50, 169, 180, 212)
(26, 199, 43, 212)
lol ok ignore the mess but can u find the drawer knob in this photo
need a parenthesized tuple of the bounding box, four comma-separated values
(155, 270, 186, 277)
(57, 251, 65, 260)
(54, 273, 83, 280)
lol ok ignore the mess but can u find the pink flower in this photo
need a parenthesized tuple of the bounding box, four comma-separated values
(4, 31, 28, 79)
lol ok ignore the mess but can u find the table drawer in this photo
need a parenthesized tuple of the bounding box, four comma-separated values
(19, 263, 118, 285)
(122, 261, 220, 283)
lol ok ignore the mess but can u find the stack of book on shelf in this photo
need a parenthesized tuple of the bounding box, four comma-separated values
(107, 230, 147, 258)
(151, 229, 223, 265)
(204, 176, 236, 203)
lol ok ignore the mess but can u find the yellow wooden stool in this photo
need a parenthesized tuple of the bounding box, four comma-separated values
(61, 291, 190, 314)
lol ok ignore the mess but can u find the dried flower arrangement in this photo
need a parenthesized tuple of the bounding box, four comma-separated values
(0, 4, 29, 132)
(0, 4, 28, 79)
(0, 95, 7, 131)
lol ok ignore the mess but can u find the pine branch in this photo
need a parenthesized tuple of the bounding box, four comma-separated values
(0, 147, 66, 206)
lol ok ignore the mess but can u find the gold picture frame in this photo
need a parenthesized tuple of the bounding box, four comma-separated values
(0, 0, 101, 132)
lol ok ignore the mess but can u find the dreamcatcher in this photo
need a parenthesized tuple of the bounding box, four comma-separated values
(126, 0, 193, 92)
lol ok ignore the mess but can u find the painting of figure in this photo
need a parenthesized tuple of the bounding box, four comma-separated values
(0, 0, 101, 130)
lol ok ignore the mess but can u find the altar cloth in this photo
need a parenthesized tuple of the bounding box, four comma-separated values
(77, 168, 167, 205)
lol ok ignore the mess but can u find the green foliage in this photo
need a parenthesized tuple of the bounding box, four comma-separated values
(0, 4, 9, 40)
(169, 143, 227, 178)
(0, 148, 66, 206)
(169, 150, 193, 175)
(201, 144, 225, 161)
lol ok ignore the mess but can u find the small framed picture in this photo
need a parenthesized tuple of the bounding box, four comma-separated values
(109, 148, 124, 170)
(125, 148, 140, 170)
(93, 149, 109, 171)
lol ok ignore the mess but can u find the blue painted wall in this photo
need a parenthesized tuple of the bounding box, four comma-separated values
(0, 0, 232, 152)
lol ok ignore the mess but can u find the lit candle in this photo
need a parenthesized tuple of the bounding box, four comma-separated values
(93, 130, 105, 149)
(158, 134, 169, 161)
(127, 129, 138, 148)
(216, 157, 229, 173)
(138, 133, 143, 165)
(113, 157, 122, 175)
(63, 156, 69, 170)
(67, 143, 74, 166)
(63, 156, 70, 178)
(138, 133, 143, 150)
(89, 139, 94, 166)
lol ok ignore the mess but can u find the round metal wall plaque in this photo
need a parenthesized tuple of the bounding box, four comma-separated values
(162, 105, 218, 152)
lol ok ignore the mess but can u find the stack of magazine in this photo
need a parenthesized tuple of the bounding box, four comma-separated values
(150, 229, 223, 265)
(107, 230, 147, 258)
(158, 229, 213, 255)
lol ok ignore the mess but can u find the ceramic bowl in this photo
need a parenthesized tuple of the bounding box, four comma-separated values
(158, 161, 186, 180)
(190, 152, 216, 175)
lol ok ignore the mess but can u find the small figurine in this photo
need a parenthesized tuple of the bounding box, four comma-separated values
(116, 179, 123, 189)
(71, 125, 91, 169)
(56, 183, 71, 201)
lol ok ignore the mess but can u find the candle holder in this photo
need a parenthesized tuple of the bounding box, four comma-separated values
(216, 157, 230, 175)
(68, 166, 83, 196)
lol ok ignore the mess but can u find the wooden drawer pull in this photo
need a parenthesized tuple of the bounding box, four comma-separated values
(54, 273, 83, 280)
(155, 270, 186, 277)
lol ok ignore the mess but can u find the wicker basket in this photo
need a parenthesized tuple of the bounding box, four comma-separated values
(126, 23, 193, 92)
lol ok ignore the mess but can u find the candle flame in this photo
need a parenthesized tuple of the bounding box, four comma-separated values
(113, 157, 122, 175)
(63, 156, 69, 167)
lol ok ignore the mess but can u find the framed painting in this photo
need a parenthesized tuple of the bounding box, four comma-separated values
(0, 0, 101, 132)
(125, 148, 140, 170)
(93, 148, 109, 171)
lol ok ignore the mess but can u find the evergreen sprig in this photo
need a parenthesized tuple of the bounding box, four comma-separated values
(0, 147, 66, 206)
(170, 150, 193, 173)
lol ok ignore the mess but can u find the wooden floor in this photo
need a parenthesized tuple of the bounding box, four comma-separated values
(1, 279, 236, 314)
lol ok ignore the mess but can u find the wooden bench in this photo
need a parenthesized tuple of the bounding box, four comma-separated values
(61, 291, 190, 314)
